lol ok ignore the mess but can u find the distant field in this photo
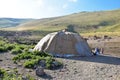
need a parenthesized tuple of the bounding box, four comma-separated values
(81, 32, 120, 37)
(0, 9, 119, 34)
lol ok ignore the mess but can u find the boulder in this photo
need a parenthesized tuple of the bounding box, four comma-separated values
(0, 59, 3, 62)
(35, 67, 45, 76)
(38, 60, 46, 68)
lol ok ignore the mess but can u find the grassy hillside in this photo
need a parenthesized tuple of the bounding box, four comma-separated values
(15, 9, 120, 33)
(0, 18, 33, 28)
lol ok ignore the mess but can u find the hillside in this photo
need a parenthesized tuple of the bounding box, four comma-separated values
(0, 18, 33, 28)
(15, 9, 120, 32)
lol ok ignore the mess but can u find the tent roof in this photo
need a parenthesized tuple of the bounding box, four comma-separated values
(34, 31, 92, 57)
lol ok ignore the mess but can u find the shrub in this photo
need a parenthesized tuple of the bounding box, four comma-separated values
(13, 50, 62, 69)
(23, 59, 38, 68)
(0, 47, 7, 52)
(0, 68, 35, 80)
(17, 45, 26, 50)
(11, 48, 22, 54)
(33, 51, 52, 57)
(45, 57, 53, 69)
(0, 68, 6, 78)
(5, 44, 15, 51)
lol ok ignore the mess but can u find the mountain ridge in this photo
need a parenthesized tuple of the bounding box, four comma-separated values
(0, 18, 33, 28)
(16, 9, 120, 32)
(1, 9, 120, 33)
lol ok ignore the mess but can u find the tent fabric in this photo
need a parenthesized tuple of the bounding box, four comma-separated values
(34, 31, 92, 57)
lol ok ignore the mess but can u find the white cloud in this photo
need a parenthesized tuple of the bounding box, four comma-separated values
(69, 0, 77, 2)
(0, 0, 46, 18)
(0, 0, 66, 18)
(35, 0, 44, 7)
(62, 4, 68, 9)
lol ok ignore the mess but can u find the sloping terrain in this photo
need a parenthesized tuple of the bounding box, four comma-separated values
(0, 52, 120, 80)
(0, 18, 33, 28)
(15, 9, 120, 32)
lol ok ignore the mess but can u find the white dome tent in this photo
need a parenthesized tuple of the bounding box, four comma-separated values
(34, 31, 92, 57)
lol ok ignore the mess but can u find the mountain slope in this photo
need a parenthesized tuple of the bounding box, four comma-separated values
(16, 9, 120, 32)
(0, 18, 33, 28)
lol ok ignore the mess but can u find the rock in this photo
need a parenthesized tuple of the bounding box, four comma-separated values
(7, 66, 11, 68)
(74, 68, 77, 70)
(18, 63, 22, 67)
(66, 72, 69, 74)
(22, 76, 28, 80)
(35, 67, 45, 76)
(109, 75, 113, 77)
(51, 63, 56, 69)
(0, 74, 4, 78)
(39, 60, 46, 68)
(72, 61, 76, 63)
(29, 69, 32, 72)
(52, 61, 59, 66)
(28, 49, 33, 52)
(74, 70, 78, 74)
(0, 59, 3, 62)
(51, 61, 61, 69)
(103, 35, 111, 39)
(26, 69, 33, 72)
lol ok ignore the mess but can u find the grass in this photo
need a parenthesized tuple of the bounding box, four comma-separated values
(0, 37, 34, 53)
(0, 33, 62, 70)
(11, 48, 22, 54)
(0, 68, 35, 80)
(0, 9, 120, 39)
(2, 9, 119, 38)
(96, 23, 120, 32)
(0, 18, 33, 28)
(0, 38, 13, 52)
(0, 37, 62, 79)
(5, 9, 119, 33)
(81, 32, 120, 37)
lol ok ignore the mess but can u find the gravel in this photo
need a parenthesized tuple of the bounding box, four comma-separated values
(0, 52, 120, 80)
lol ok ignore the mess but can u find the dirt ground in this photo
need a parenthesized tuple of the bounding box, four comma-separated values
(0, 37, 120, 80)
(87, 36, 120, 57)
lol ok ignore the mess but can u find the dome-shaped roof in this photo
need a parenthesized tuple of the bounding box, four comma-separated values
(34, 31, 92, 57)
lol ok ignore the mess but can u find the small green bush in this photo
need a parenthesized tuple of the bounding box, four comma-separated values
(34, 51, 52, 57)
(0, 68, 35, 80)
(23, 59, 38, 68)
(0, 47, 7, 52)
(13, 50, 62, 69)
(12, 52, 34, 61)
(5, 44, 15, 50)
(0, 68, 6, 78)
(45, 57, 53, 69)
(11, 48, 22, 54)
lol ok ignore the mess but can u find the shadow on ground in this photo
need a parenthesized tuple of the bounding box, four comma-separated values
(39, 73, 53, 79)
(59, 55, 120, 65)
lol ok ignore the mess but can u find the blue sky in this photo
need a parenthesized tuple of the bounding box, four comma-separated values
(0, 0, 120, 19)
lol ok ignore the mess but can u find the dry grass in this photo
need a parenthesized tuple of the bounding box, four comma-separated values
(81, 32, 120, 37)
(4, 9, 120, 32)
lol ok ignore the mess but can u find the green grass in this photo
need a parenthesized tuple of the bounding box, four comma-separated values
(0, 18, 33, 28)
(2, 9, 118, 38)
(0, 37, 33, 53)
(9, 9, 120, 33)
(96, 23, 120, 32)
(81, 32, 120, 37)
(0, 68, 35, 80)
(1, 9, 120, 38)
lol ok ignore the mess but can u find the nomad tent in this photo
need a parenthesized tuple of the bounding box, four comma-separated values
(34, 31, 92, 57)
